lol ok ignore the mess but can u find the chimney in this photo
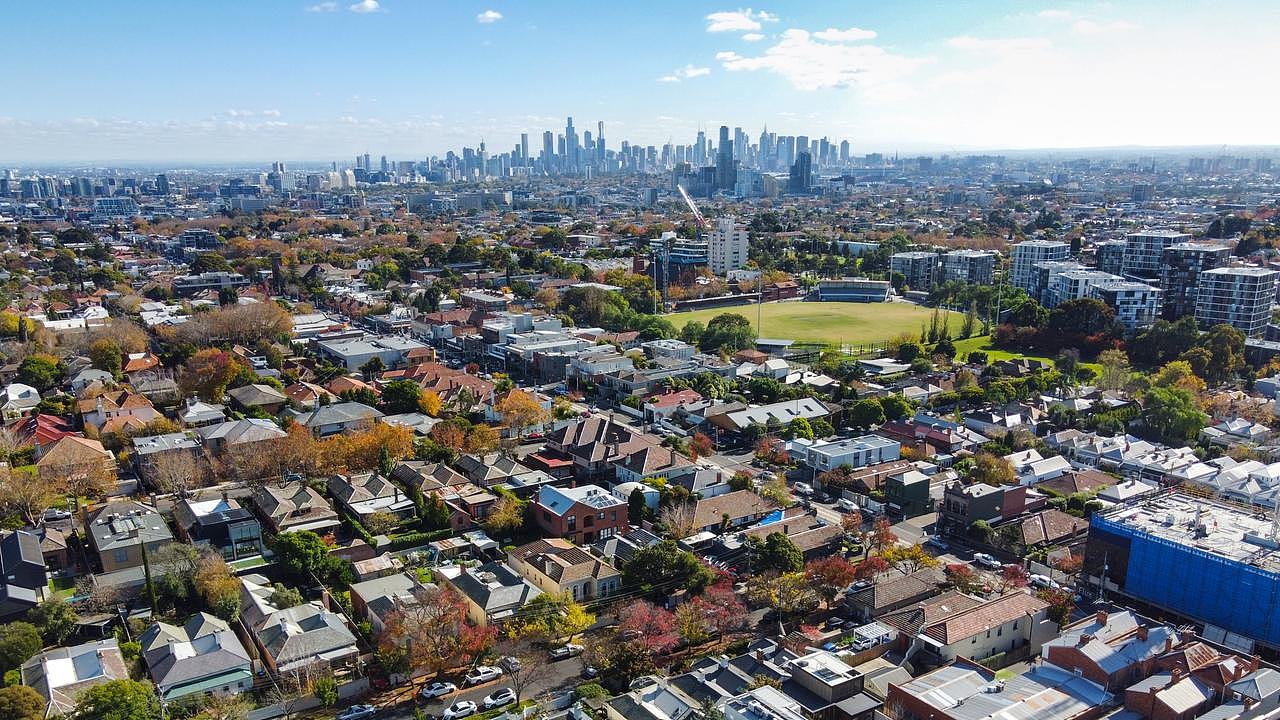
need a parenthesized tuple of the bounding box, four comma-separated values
(670, 448, 677, 465)
(1078, 634, 1093, 648)
(1096, 611, 1108, 626)
(1136, 626, 1149, 641)
(1171, 667, 1185, 682)
(755, 649, 765, 664)
(1165, 637, 1174, 654)
(221, 489, 229, 502)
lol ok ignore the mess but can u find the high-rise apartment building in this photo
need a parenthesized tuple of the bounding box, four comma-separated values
(890, 252, 939, 292)
(1087, 280, 1161, 329)
(1195, 266, 1279, 337)
(1093, 240, 1126, 276)
(1159, 242, 1231, 321)
(707, 217, 749, 275)
(941, 249, 997, 285)
(1010, 240, 1070, 293)
(1123, 230, 1191, 279)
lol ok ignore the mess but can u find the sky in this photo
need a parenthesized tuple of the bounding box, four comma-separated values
(3, 0, 1279, 163)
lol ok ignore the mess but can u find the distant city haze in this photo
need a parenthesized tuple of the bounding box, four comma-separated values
(4, 0, 1279, 162)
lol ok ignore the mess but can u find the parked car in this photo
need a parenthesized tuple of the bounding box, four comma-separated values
(42, 507, 72, 521)
(483, 688, 517, 710)
(836, 498, 859, 512)
(825, 617, 846, 630)
(336, 705, 377, 720)
(464, 666, 503, 685)
(793, 482, 813, 496)
(420, 682, 457, 700)
(442, 700, 478, 720)
(1029, 574, 1060, 589)
(549, 643, 584, 660)
(924, 536, 949, 551)
(498, 656, 522, 673)
(582, 665, 599, 679)
(972, 553, 1002, 570)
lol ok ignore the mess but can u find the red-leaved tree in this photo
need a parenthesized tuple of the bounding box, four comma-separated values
(617, 600, 679, 653)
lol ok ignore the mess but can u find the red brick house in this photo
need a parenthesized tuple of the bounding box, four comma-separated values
(531, 484, 628, 545)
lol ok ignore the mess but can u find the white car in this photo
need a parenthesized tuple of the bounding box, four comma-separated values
(836, 498, 859, 512)
(464, 666, 503, 686)
(549, 643, 584, 660)
(1029, 574, 1060, 589)
(793, 482, 813, 496)
(972, 553, 1002, 570)
(442, 700, 477, 720)
(42, 508, 72, 521)
(419, 682, 457, 700)
(483, 688, 516, 709)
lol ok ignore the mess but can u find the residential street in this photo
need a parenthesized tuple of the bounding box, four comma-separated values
(371, 658, 587, 720)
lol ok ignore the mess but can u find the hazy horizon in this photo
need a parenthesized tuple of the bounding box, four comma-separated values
(6, 0, 1279, 163)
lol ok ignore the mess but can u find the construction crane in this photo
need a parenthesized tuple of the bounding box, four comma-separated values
(677, 183, 707, 228)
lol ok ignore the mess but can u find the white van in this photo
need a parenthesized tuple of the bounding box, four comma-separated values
(836, 498, 859, 512)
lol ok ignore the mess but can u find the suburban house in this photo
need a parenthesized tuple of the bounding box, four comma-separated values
(789, 435, 902, 475)
(87, 501, 174, 572)
(251, 482, 340, 535)
(77, 389, 158, 431)
(35, 435, 114, 486)
(1042, 610, 1181, 691)
(238, 573, 359, 673)
(298, 401, 384, 438)
(909, 591, 1055, 665)
(227, 383, 289, 414)
(21, 639, 129, 717)
(887, 659, 1113, 720)
(8, 413, 76, 457)
(0, 530, 47, 619)
(196, 417, 288, 455)
(350, 571, 429, 634)
(507, 538, 621, 602)
(328, 472, 416, 523)
(139, 613, 253, 701)
(690, 490, 776, 535)
(702, 397, 835, 437)
(1, 382, 40, 419)
(436, 561, 543, 626)
(173, 496, 264, 561)
(846, 570, 943, 622)
(131, 431, 203, 488)
(532, 484, 629, 545)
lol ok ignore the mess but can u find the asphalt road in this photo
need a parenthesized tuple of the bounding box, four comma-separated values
(375, 657, 586, 720)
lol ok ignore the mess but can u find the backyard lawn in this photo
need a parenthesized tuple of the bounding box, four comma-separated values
(665, 301, 960, 347)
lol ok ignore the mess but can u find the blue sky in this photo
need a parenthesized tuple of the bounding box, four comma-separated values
(4, 0, 1278, 162)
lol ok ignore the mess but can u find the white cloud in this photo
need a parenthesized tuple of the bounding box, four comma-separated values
(657, 64, 711, 83)
(306, 1, 337, 11)
(348, 0, 380, 13)
(476, 9, 503, 23)
(741, 32, 765, 41)
(225, 109, 255, 117)
(716, 28, 925, 91)
(813, 27, 877, 42)
(946, 35, 1051, 53)
(1072, 19, 1139, 34)
(706, 8, 777, 33)
(1038, 9, 1071, 20)
(262, 109, 282, 118)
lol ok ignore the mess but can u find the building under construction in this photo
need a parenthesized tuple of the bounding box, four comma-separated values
(1084, 491, 1280, 653)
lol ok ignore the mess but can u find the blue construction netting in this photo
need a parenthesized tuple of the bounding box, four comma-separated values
(1093, 515, 1280, 647)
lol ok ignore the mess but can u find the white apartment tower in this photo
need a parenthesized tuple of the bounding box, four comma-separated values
(1195, 266, 1279, 337)
(707, 216, 749, 275)
(1010, 240, 1069, 293)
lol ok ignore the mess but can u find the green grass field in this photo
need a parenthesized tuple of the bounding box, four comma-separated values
(665, 301, 960, 347)
(952, 335, 1103, 373)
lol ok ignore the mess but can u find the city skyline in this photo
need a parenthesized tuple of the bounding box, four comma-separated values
(4, 0, 1280, 162)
